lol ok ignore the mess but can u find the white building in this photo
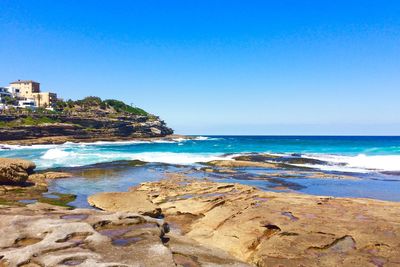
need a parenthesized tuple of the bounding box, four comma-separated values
(5, 86, 21, 98)
(18, 99, 36, 109)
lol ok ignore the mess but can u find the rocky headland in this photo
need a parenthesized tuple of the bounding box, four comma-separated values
(0, 97, 173, 145)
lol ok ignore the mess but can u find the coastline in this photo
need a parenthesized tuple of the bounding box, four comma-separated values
(1, 164, 400, 266)
(0, 134, 191, 146)
(1, 136, 400, 266)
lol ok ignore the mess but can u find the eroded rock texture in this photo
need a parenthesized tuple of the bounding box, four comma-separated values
(90, 175, 400, 266)
(0, 114, 173, 145)
(0, 203, 249, 267)
(0, 158, 36, 185)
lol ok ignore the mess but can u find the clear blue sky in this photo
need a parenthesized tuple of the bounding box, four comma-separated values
(1, 1, 399, 135)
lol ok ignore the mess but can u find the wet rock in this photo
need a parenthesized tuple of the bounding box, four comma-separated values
(206, 160, 280, 169)
(0, 158, 36, 185)
(48, 160, 146, 179)
(0, 159, 74, 207)
(29, 171, 73, 181)
(233, 153, 280, 162)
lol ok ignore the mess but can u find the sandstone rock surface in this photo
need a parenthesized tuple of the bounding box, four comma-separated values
(0, 202, 250, 266)
(95, 175, 400, 266)
(88, 191, 162, 218)
(29, 171, 73, 181)
(0, 113, 173, 144)
(0, 158, 36, 185)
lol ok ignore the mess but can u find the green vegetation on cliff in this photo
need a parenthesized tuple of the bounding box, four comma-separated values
(55, 96, 148, 116)
(103, 99, 148, 116)
(0, 116, 60, 127)
(0, 96, 173, 141)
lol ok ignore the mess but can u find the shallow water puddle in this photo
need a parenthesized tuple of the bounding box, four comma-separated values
(97, 223, 157, 246)
(281, 211, 299, 221)
(61, 258, 86, 266)
(18, 199, 37, 204)
(112, 236, 143, 246)
(42, 193, 60, 199)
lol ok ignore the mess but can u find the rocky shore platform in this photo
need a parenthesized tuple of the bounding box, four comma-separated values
(0, 202, 248, 267)
(88, 174, 400, 266)
(1, 158, 400, 266)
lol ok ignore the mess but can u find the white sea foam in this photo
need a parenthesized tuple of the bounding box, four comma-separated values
(41, 148, 74, 159)
(194, 136, 224, 141)
(172, 137, 187, 142)
(300, 154, 400, 172)
(0, 138, 183, 151)
(0, 144, 59, 150)
(292, 163, 372, 173)
(36, 147, 231, 168)
(194, 136, 209, 141)
(127, 152, 229, 165)
(230, 152, 400, 173)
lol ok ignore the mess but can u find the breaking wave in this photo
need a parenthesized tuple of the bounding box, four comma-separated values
(35, 148, 230, 169)
(298, 154, 400, 172)
(41, 148, 74, 159)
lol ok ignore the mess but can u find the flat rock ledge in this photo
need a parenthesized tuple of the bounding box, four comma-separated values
(88, 191, 162, 218)
(0, 202, 249, 267)
(89, 174, 400, 266)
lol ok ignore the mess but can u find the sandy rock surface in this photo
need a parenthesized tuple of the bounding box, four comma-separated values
(90, 175, 400, 266)
(0, 158, 36, 185)
(0, 202, 249, 267)
(88, 191, 162, 217)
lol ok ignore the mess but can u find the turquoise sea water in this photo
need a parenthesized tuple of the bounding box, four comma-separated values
(1, 136, 400, 169)
(1, 136, 400, 205)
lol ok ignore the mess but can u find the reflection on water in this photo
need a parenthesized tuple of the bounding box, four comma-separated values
(46, 160, 400, 209)
(48, 162, 191, 208)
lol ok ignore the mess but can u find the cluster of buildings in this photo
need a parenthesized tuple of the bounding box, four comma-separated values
(0, 80, 57, 110)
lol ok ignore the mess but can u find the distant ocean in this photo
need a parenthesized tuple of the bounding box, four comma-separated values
(1, 136, 400, 205)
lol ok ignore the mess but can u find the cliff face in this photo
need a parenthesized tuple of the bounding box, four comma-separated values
(0, 114, 173, 143)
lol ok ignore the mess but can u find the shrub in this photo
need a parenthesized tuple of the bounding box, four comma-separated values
(75, 96, 102, 108)
(103, 99, 148, 115)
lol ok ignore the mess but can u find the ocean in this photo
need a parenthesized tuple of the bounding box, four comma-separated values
(1, 136, 400, 206)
